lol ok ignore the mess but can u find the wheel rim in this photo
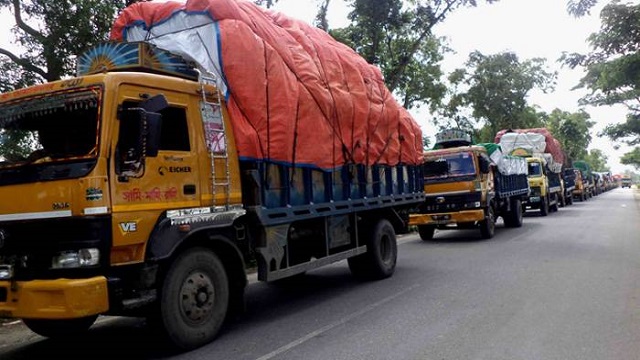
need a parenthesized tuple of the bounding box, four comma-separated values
(180, 271, 216, 325)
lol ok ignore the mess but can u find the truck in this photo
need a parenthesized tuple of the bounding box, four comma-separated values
(570, 167, 589, 201)
(574, 161, 595, 198)
(0, 1, 425, 350)
(561, 167, 576, 206)
(496, 128, 565, 216)
(621, 176, 632, 188)
(409, 131, 529, 240)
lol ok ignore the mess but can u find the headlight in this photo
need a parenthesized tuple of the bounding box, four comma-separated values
(51, 248, 100, 269)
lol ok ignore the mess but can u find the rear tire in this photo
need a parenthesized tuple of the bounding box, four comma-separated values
(540, 195, 549, 216)
(158, 247, 229, 350)
(417, 225, 435, 241)
(504, 199, 523, 228)
(550, 194, 559, 212)
(23, 315, 97, 338)
(348, 219, 397, 280)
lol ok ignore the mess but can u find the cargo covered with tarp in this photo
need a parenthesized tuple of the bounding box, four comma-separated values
(110, 0, 423, 171)
(494, 128, 564, 173)
(477, 143, 527, 176)
(477, 143, 529, 198)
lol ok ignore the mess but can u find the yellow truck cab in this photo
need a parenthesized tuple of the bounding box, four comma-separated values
(409, 131, 529, 240)
(517, 155, 561, 216)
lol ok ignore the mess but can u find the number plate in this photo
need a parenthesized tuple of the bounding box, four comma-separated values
(431, 214, 451, 222)
(529, 196, 540, 203)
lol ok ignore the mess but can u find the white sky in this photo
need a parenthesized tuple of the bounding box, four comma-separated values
(0, 0, 635, 173)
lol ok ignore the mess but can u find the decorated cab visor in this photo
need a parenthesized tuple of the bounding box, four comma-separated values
(77, 42, 198, 81)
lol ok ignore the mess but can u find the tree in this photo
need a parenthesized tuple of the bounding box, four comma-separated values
(544, 108, 594, 164)
(330, 0, 498, 109)
(620, 147, 640, 169)
(567, 0, 599, 16)
(563, 2, 640, 175)
(314, 0, 331, 31)
(0, 0, 130, 90)
(583, 148, 610, 171)
(445, 51, 556, 141)
(254, 0, 280, 8)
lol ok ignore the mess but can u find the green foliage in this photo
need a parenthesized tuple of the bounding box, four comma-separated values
(0, 0, 128, 89)
(620, 147, 640, 169)
(583, 148, 610, 171)
(564, 2, 640, 151)
(444, 51, 556, 140)
(567, 0, 599, 16)
(600, 113, 640, 147)
(331, 0, 498, 110)
(544, 108, 594, 164)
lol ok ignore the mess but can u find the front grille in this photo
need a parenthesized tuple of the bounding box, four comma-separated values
(0, 287, 6, 302)
(530, 186, 541, 197)
(421, 193, 481, 213)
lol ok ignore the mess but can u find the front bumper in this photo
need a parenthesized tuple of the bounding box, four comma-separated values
(409, 209, 484, 226)
(0, 276, 108, 319)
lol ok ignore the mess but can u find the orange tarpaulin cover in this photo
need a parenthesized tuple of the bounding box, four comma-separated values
(111, 0, 422, 170)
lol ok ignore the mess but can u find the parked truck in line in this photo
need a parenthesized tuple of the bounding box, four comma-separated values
(496, 129, 565, 216)
(561, 168, 576, 206)
(409, 131, 529, 240)
(574, 161, 595, 198)
(0, 1, 425, 350)
(621, 175, 633, 188)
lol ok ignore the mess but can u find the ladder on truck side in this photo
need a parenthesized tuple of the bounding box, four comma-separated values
(198, 72, 231, 210)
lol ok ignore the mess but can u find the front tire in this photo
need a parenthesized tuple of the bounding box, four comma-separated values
(158, 247, 229, 350)
(418, 225, 435, 241)
(23, 315, 97, 338)
(479, 206, 496, 239)
(348, 219, 397, 280)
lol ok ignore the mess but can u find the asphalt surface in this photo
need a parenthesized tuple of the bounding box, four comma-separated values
(1, 188, 639, 360)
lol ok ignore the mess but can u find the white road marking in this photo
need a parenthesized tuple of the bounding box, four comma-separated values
(255, 283, 420, 360)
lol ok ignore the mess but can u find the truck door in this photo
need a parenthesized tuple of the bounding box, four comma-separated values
(109, 87, 200, 264)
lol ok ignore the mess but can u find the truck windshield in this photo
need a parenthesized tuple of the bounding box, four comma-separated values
(0, 88, 101, 168)
(528, 162, 542, 177)
(424, 152, 476, 179)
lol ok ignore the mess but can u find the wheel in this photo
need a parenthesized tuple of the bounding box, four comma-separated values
(348, 219, 397, 280)
(567, 194, 573, 205)
(158, 247, 229, 350)
(559, 193, 566, 208)
(479, 206, 495, 239)
(417, 225, 435, 241)
(23, 315, 98, 338)
(550, 194, 559, 212)
(503, 199, 523, 228)
(540, 195, 549, 216)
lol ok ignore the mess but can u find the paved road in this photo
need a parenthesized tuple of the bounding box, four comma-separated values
(1, 188, 639, 360)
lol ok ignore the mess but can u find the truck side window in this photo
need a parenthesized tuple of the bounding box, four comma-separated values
(159, 107, 190, 151)
(120, 101, 190, 152)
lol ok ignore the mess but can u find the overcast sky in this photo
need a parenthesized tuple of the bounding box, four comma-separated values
(0, 0, 635, 173)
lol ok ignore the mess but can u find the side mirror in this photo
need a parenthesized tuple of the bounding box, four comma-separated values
(478, 156, 491, 174)
(145, 111, 162, 158)
(115, 95, 166, 178)
(116, 108, 146, 178)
